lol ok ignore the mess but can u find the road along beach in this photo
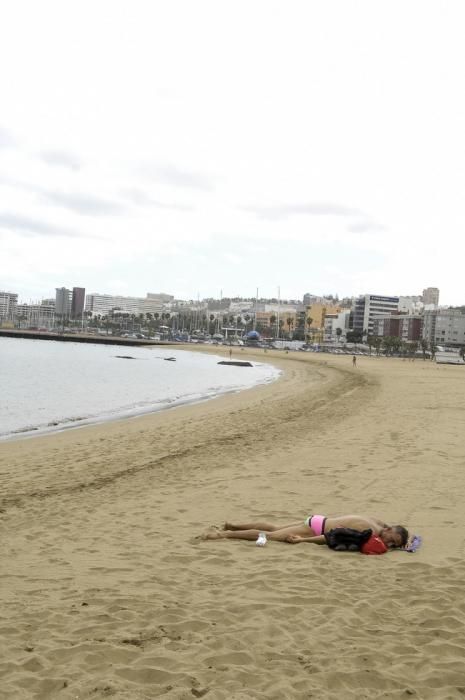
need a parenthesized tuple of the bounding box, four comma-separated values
(1, 347, 465, 699)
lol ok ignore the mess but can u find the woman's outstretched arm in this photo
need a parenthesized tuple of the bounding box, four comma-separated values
(286, 534, 327, 545)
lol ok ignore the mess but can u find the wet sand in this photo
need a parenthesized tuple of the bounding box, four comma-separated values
(1, 347, 465, 699)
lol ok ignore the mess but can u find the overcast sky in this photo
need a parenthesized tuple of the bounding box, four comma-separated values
(1, 1, 464, 305)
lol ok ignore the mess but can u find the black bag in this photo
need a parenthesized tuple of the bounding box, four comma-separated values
(324, 527, 373, 552)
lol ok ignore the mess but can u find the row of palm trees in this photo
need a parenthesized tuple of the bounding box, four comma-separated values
(79, 310, 305, 339)
(364, 336, 435, 358)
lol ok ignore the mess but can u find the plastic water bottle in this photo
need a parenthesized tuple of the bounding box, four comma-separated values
(256, 532, 267, 546)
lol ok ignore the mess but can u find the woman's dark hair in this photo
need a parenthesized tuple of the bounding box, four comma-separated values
(394, 525, 409, 548)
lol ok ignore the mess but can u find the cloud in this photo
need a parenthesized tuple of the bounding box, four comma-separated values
(243, 202, 363, 220)
(0, 173, 25, 189)
(242, 201, 386, 236)
(137, 162, 215, 191)
(0, 175, 127, 218)
(0, 126, 17, 149)
(120, 188, 195, 212)
(221, 252, 243, 265)
(0, 212, 77, 238)
(347, 219, 386, 233)
(41, 191, 126, 216)
(39, 149, 81, 171)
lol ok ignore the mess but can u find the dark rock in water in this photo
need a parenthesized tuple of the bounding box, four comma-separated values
(217, 361, 253, 367)
(164, 357, 176, 361)
(115, 355, 136, 360)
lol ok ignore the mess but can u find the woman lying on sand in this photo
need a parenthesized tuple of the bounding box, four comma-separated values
(202, 513, 409, 549)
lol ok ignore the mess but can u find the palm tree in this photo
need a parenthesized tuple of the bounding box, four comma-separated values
(17, 313, 28, 329)
(382, 336, 394, 355)
(270, 314, 277, 336)
(366, 335, 374, 355)
(373, 337, 382, 355)
(304, 316, 313, 344)
(391, 337, 402, 355)
(286, 317, 294, 338)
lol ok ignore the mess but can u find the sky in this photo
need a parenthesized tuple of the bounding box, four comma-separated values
(1, 1, 465, 305)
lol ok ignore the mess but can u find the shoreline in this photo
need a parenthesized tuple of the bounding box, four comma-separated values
(0, 343, 280, 444)
(2, 351, 465, 699)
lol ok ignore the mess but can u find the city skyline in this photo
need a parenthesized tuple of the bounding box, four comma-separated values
(2, 283, 443, 309)
(1, 2, 465, 305)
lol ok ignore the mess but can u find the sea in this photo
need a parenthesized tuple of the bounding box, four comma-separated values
(0, 337, 280, 441)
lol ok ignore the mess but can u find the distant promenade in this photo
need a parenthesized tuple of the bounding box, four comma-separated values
(0, 328, 172, 347)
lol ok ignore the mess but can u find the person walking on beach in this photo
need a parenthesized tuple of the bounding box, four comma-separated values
(352, 355, 357, 367)
(201, 513, 408, 549)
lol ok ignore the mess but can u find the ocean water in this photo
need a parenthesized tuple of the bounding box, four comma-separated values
(0, 338, 280, 441)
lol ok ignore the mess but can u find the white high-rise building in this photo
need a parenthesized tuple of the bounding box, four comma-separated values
(422, 287, 440, 306)
(324, 310, 351, 342)
(0, 291, 18, 321)
(423, 308, 465, 347)
(55, 287, 73, 317)
(352, 294, 399, 336)
(85, 293, 164, 316)
(398, 296, 423, 314)
(16, 301, 56, 329)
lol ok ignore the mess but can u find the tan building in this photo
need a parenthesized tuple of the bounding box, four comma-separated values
(256, 311, 273, 328)
(256, 309, 297, 335)
(306, 303, 342, 330)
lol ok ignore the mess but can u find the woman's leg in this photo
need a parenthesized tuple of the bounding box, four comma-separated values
(224, 520, 302, 532)
(268, 524, 314, 541)
(203, 523, 311, 542)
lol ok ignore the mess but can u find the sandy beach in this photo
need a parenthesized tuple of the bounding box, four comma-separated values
(1, 346, 465, 699)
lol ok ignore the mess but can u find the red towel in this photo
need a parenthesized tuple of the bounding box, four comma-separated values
(361, 534, 388, 555)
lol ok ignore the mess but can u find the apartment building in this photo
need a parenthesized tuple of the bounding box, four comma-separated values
(16, 301, 56, 329)
(255, 309, 297, 331)
(352, 294, 399, 336)
(371, 313, 423, 341)
(85, 293, 163, 317)
(422, 287, 440, 306)
(0, 291, 18, 321)
(55, 287, 73, 317)
(422, 308, 465, 347)
(306, 303, 343, 331)
(398, 296, 423, 314)
(71, 287, 86, 318)
(324, 310, 351, 342)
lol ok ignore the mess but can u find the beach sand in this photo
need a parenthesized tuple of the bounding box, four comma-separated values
(1, 347, 465, 699)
